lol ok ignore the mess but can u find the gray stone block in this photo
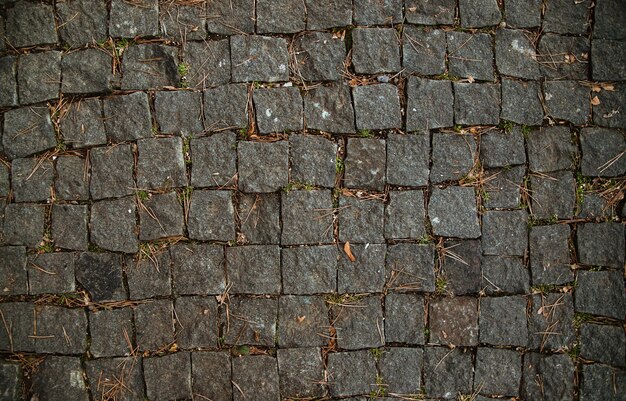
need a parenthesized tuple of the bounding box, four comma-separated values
(57, 0, 108, 47)
(170, 243, 225, 295)
(18, 51, 61, 104)
(537, 34, 590, 79)
(134, 300, 175, 352)
(204, 84, 249, 130)
(238, 193, 281, 244)
(530, 224, 574, 285)
(144, 353, 192, 401)
(423, 348, 473, 398)
(355, 0, 402, 24)
(282, 245, 337, 294)
(479, 296, 528, 346)
(175, 296, 219, 348)
(0, 361, 22, 401)
(501, 79, 544, 125)
(154, 90, 203, 136)
(543, 0, 591, 34)
(440, 239, 483, 295)
(339, 196, 385, 243)
(282, 190, 334, 245)
(290, 134, 337, 187)
(592, 82, 626, 128)
(278, 295, 329, 347)
(580, 323, 625, 367)
(580, 128, 626, 177)
(3, 106, 56, 160)
(403, 26, 446, 76)
(495, 29, 541, 79)
(405, 0, 456, 24)
(431, 133, 476, 183)
(386, 133, 430, 187)
(386, 243, 435, 292)
(192, 352, 232, 401)
(28, 252, 75, 294)
(60, 98, 107, 149)
(223, 296, 277, 346)
(11, 158, 53, 203)
(306, 0, 352, 29)
(527, 293, 575, 351)
(481, 255, 529, 294)
(447, 31, 494, 81)
(380, 347, 423, 394)
(327, 350, 377, 397)
(127, 249, 172, 299)
(530, 170, 576, 219)
(238, 141, 289, 193)
(89, 308, 134, 357)
(206, 0, 254, 34)
(139, 192, 185, 241)
(0, 56, 17, 108)
(544, 80, 590, 124)
(459, 0, 502, 28)
(122, 44, 179, 89)
(483, 166, 525, 208)
(190, 132, 237, 187)
(454, 82, 501, 125)
(187, 190, 235, 242)
(3, 203, 45, 248)
(159, 2, 207, 41)
(6, 1, 57, 47)
(293, 32, 346, 81)
(406, 78, 454, 130)
(90, 145, 134, 200)
(577, 222, 625, 269)
(76, 252, 126, 302)
(353, 84, 402, 130)
(429, 186, 480, 239)
(304, 84, 355, 133)
(594, 0, 626, 39)
(34, 305, 87, 354)
(31, 357, 88, 401)
(474, 348, 521, 396)
(333, 295, 383, 349)
(227, 245, 281, 294)
(352, 27, 400, 74)
(103, 92, 152, 142)
(522, 353, 575, 401)
(384, 293, 425, 344)
(504, 0, 541, 28)
(580, 363, 626, 401)
(338, 243, 386, 293)
(184, 40, 231, 89)
(385, 190, 426, 240)
(0, 246, 27, 295)
(594, 39, 626, 79)
(253, 87, 303, 133)
(90, 197, 138, 253)
(232, 356, 280, 401)
(137, 137, 187, 189)
(231, 35, 289, 82)
(257, 0, 305, 33)
(109, 0, 159, 37)
(85, 357, 145, 401)
(430, 297, 478, 346)
(0, 302, 36, 352)
(277, 348, 325, 399)
(344, 138, 386, 191)
(55, 156, 90, 201)
(482, 210, 528, 256)
(61, 49, 113, 94)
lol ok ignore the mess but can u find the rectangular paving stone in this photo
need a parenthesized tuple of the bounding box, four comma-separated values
(238, 141, 289, 193)
(460, 0, 501, 27)
(204, 84, 249, 130)
(479, 295, 528, 346)
(527, 293, 575, 351)
(537, 34, 590, 79)
(530, 170, 576, 219)
(384, 293, 425, 344)
(0, 361, 22, 401)
(352, 27, 400, 74)
(504, 0, 541, 28)
(380, 347, 423, 394)
(338, 243, 386, 293)
(137, 137, 187, 189)
(138, 192, 185, 241)
(278, 295, 329, 348)
(495, 29, 541, 79)
(355, 0, 402, 24)
(474, 348, 521, 397)
(224, 296, 278, 346)
(306, 0, 352, 29)
(282, 190, 334, 245)
(154, 91, 203, 136)
(580, 128, 626, 177)
(344, 138, 386, 191)
(403, 26, 446, 76)
(592, 82, 626, 128)
(103, 92, 152, 142)
(127, 249, 172, 300)
(386, 132, 430, 187)
(385, 190, 426, 240)
(55, 155, 90, 201)
(18, 51, 61, 104)
(575, 270, 625, 319)
(530, 224, 573, 285)
(481, 255, 529, 295)
(257, 0, 305, 33)
(61, 49, 114, 94)
(580, 364, 626, 401)
(386, 243, 435, 292)
(277, 348, 326, 399)
(57, 0, 108, 48)
(0, 302, 35, 352)
(0, 246, 27, 295)
(304, 84, 355, 133)
(431, 133, 476, 184)
(159, 2, 207, 41)
(206, 0, 254, 34)
(3, 203, 45, 248)
(480, 127, 526, 168)
(85, 357, 145, 401)
(144, 352, 192, 401)
(190, 132, 237, 187)
(3, 106, 56, 160)
(28, 252, 75, 295)
(170, 243, 225, 295)
(192, 352, 232, 401)
(293, 32, 346, 81)
(327, 350, 377, 397)
(282, 245, 337, 294)
(430, 297, 478, 346)
(175, 296, 219, 349)
(406, 0, 456, 24)
(577, 222, 624, 269)
(580, 323, 626, 367)
(522, 353, 575, 401)
(89, 308, 134, 358)
(594, 0, 626, 40)
(447, 31, 494, 81)
(11, 158, 53, 203)
(232, 356, 280, 401)
(406, 77, 454, 130)
(424, 347, 473, 398)
(0, 164, 8, 198)
(227, 245, 281, 294)
(0, 56, 17, 108)
(482, 210, 528, 256)
(253, 87, 303, 134)
(91, 197, 138, 254)
(184, 40, 231, 89)
(544, 80, 590, 125)
(31, 357, 88, 401)
(332, 295, 383, 349)
(454, 82, 501, 125)
(90, 145, 135, 199)
(290, 134, 337, 188)
(59, 98, 107, 149)
(231, 35, 289, 82)
(34, 305, 87, 354)
(339, 196, 385, 243)
(441, 239, 483, 295)
(429, 186, 481, 239)
(6, 1, 57, 48)
(501, 78, 544, 125)
(75, 252, 126, 302)
(135, 300, 175, 352)
(238, 193, 281, 244)
(353, 84, 402, 130)
(109, 0, 159, 37)
(543, 0, 591, 34)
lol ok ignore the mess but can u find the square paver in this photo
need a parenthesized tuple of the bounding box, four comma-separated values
(278, 295, 329, 348)
(527, 293, 575, 351)
(127, 249, 172, 299)
(282, 190, 334, 245)
(61, 49, 113, 94)
(34, 305, 87, 354)
(303, 84, 355, 133)
(482, 210, 528, 256)
(0, 362, 22, 401)
(527, 126, 578, 173)
(103, 92, 152, 142)
(580, 323, 626, 367)
(293, 32, 346, 81)
(459, 0, 502, 27)
(575, 270, 625, 319)
(27, 252, 75, 295)
(282, 245, 337, 294)
(403, 26, 446, 76)
(537, 34, 590, 79)
(592, 38, 626, 79)
(431, 133, 476, 184)
(305, 0, 352, 29)
(175, 296, 219, 349)
(134, 300, 175, 352)
(440, 240, 483, 295)
(277, 348, 326, 399)
(529, 224, 574, 285)
(580, 364, 626, 401)
(385, 190, 426, 240)
(544, 81, 590, 125)
(0, 246, 27, 295)
(386, 243, 435, 292)
(352, 28, 400, 74)
(332, 295, 383, 349)
(232, 356, 280, 401)
(327, 350, 377, 397)
(429, 186, 480, 238)
(90, 197, 138, 254)
(580, 128, 626, 177)
(0, 302, 36, 352)
(424, 347, 473, 398)
(85, 357, 145, 401)
(406, 78, 454, 130)
(30, 357, 88, 401)
(354, 0, 402, 24)
(170, 243, 225, 295)
(344, 138, 386, 191)
(447, 31, 494, 81)
(137, 137, 187, 189)
(380, 347, 423, 394)
(495, 29, 541, 79)
(121, 44, 179, 89)
(89, 308, 134, 358)
(406, 0, 456, 24)
(474, 348, 522, 396)
(481, 255, 529, 295)
(159, 1, 207, 41)
(59, 98, 107, 149)
(594, 0, 626, 39)
(257, 0, 305, 33)
(6, 1, 57, 47)
(11, 158, 54, 203)
(109, 0, 159, 37)
(227, 245, 281, 294)
(190, 132, 237, 187)
(192, 352, 232, 401)
(479, 296, 528, 346)
(290, 134, 337, 188)
(238, 193, 281, 244)
(138, 192, 185, 241)
(206, 0, 254, 34)
(238, 141, 289, 193)
(253, 87, 303, 134)
(483, 166, 525, 209)
(430, 297, 478, 346)
(543, 0, 591, 34)
(577, 222, 624, 269)
(204, 84, 249, 130)
(501, 78, 544, 125)
(89, 145, 135, 200)
(523, 353, 575, 401)
(3, 204, 45, 248)
(55, 155, 90, 201)
(154, 91, 204, 136)
(18, 51, 61, 104)
(0, 56, 17, 108)
(75, 252, 126, 302)
(144, 353, 191, 401)
(353, 84, 402, 130)
(530, 170, 576, 219)
(339, 196, 385, 243)
(505, 0, 541, 28)
(384, 293, 425, 344)
(3, 106, 56, 160)
(386, 132, 430, 187)
(183, 40, 230, 89)
(231, 35, 289, 82)
(187, 190, 235, 242)
(454, 82, 501, 125)
(338, 243, 386, 293)
(592, 82, 626, 128)
(224, 296, 278, 346)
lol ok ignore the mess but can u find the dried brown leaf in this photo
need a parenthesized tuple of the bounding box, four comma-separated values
(343, 241, 356, 262)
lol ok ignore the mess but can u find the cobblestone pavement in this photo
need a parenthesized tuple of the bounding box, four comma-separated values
(0, 0, 625, 400)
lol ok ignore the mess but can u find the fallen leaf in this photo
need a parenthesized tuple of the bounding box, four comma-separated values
(601, 83, 615, 91)
(591, 84, 602, 93)
(591, 96, 601, 106)
(467, 75, 475, 83)
(296, 315, 306, 323)
(343, 241, 356, 262)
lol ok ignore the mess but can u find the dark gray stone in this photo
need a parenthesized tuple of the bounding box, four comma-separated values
(139, 192, 185, 240)
(238, 141, 289, 193)
(581, 324, 625, 367)
(424, 348, 473, 398)
(0, 361, 22, 401)
(454, 82, 501, 125)
(495, 29, 541, 79)
(170, 243, 225, 295)
(60, 98, 107, 149)
(380, 348, 423, 394)
(188, 190, 235, 241)
(479, 296, 528, 346)
(238, 193, 281, 244)
(577, 223, 625, 269)
(127, 249, 172, 299)
(175, 296, 219, 349)
(306, 0, 352, 29)
(0, 246, 27, 295)
(293, 32, 346, 82)
(430, 297, 478, 346)
(103, 92, 152, 142)
(137, 137, 187, 189)
(61, 49, 113, 94)
(530, 170, 576, 219)
(55, 156, 90, 201)
(501, 79, 544, 125)
(578, 192, 619, 220)
(31, 357, 88, 401)
(154, 90, 203, 136)
(18, 51, 61, 104)
(282, 190, 334, 245)
(227, 245, 281, 294)
(576, 270, 626, 320)
(429, 186, 480, 239)
(232, 356, 280, 401)
(482, 210, 528, 256)
(0, 164, 8, 198)
(206, 0, 254, 34)
(386, 243, 435, 292)
(338, 196, 385, 243)
(85, 357, 145, 401)
(34, 305, 87, 354)
(89, 308, 134, 357)
(580, 128, 626, 177)
(580, 363, 626, 401)
(593, 82, 626, 128)
(122, 44, 179, 89)
(257, 0, 305, 33)
(333, 295, 383, 349)
(90, 145, 135, 200)
(459, 0, 501, 27)
(481, 255, 529, 294)
(159, 2, 207, 41)
(327, 351, 377, 397)
(386, 133, 430, 186)
(523, 353, 575, 401)
(355, 0, 402, 24)
(352, 28, 400, 74)
(440, 240, 483, 295)
(278, 295, 329, 347)
(544, 81, 590, 124)
(475, 348, 521, 396)
(28, 252, 75, 294)
(403, 26, 446, 76)
(76, 252, 125, 302)
(344, 138, 386, 191)
(144, 353, 192, 401)
(527, 293, 575, 351)
(447, 31, 494, 81)
(385, 190, 426, 239)
(6, 1, 57, 47)
(595, 0, 625, 40)
(109, 0, 159, 37)
(3, 204, 45, 248)
(184, 40, 231, 89)
(204, 84, 249, 130)
(352, 84, 402, 130)
(530, 224, 573, 285)
(11, 158, 53, 202)
(277, 348, 325, 399)
(405, 0, 456, 24)
(406, 78, 454, 130)
(481, 128, 526, 168)
(543, 0, 591, 34)
(231, 35, 289, 82)
(304, 84, 355, 133)
(57, 0, 108, 47)
(253, 87, 303, 133)
(0, 56, 17, 108)
(134, 300, 175, 352)
(385, 293, 425, 344)
(282, 245, 337, 294)
(3, 106, 56, 160)
(504, 0, 541, 28)
(431, 133, 476, 183)
(537, 34, 590, 79)
(0, 302, 36, 352)
(483, 166, 525, 208)
(224, 296, 277, 346)
(191, 132, 237, 187)
(290, 134, 337, 187)
(192, 352, 232, 401)
(338, 243, 386, 293)
(91, 197, 138, 253)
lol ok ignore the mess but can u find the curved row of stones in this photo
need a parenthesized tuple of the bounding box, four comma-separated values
(0, 0, 625, 401)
